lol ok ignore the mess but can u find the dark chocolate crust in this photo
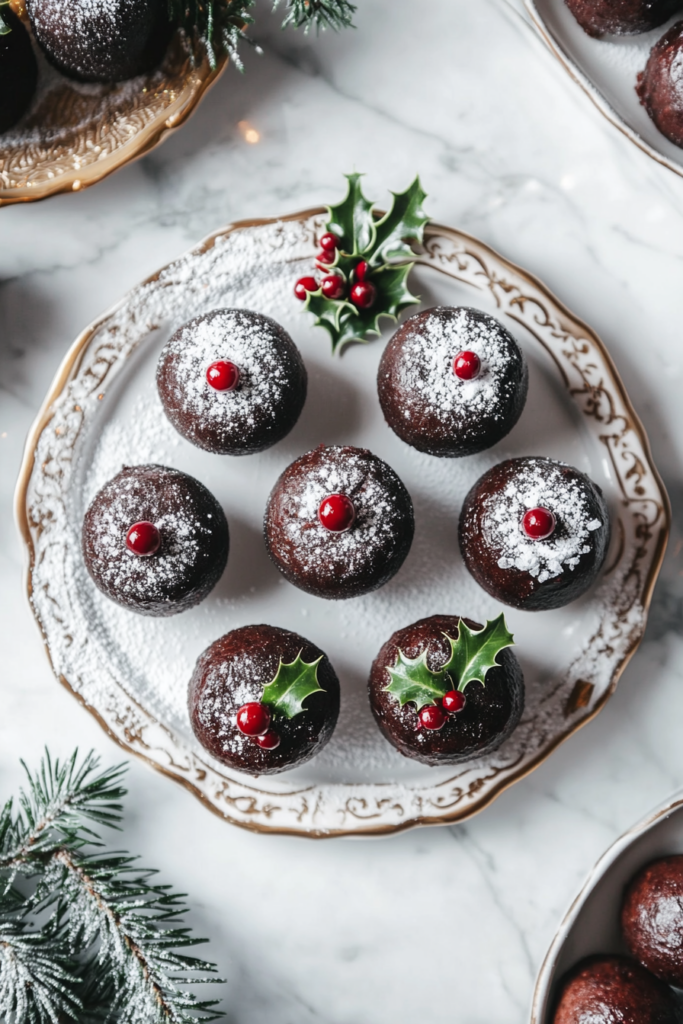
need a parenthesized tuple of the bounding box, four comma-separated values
(188, 624, 340, 775)
(368, 615, 524, 766)
(0, 11, 38, 133)
(621, 856, 683, 986)
(264, 445, 415, 600)
(565, 0, 683, 36)
(157, 309, 307, 456)
(82, 464, 229, 616)
(459, 457, 610, 612)
(377, 306, 528, 458)
(552, 955, 681, 1024)
(637, 22, 683, 149)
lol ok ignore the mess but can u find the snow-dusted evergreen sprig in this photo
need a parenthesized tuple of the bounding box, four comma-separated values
(276, 0, 357, 32)
(0, 750, 223, 1024)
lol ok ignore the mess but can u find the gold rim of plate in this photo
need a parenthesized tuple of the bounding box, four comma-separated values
(0, 28, 227, 206)
(14, 210, 671, 838)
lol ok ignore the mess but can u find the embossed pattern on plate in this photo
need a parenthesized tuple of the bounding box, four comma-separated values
(0, 26, 225, 206)
(15, 211, 669, 837)
(527, 0, 683, 178)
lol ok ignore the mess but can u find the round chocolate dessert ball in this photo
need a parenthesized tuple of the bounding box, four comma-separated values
(377, 306, 528, 458)
(188, 624, 340, 775)
(26, 0, 171, 83)
(82, 464, 229, 616)
(368, 615, 524, 766)
(621, 856, 683, 986)
(459, 457, 610, 612)
(564, 0, 682, 36)
(157, 309, 307, 456)
(552, 955, 680, 1024)
(637, 22, 683, 149)
(0, 11, 38, 133)
(264, 445, 415, 600)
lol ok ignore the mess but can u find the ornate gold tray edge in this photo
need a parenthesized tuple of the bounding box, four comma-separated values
(524, 0, 683, 180)
(0, 45, 228, 207)
(14, 210, 671, 838)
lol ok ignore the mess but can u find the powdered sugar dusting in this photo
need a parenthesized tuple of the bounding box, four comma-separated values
(274, 446, 412, 583)
(481, 458, 605, 584)
(398, 306, 519, 421)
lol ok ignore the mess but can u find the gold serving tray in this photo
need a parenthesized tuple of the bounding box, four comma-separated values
(0, 6, 226, 207)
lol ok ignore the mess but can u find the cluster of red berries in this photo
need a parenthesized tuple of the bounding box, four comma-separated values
(235, 701, 281, 750)
(294, 233, 377, 311)
(417, 690, 467, 731)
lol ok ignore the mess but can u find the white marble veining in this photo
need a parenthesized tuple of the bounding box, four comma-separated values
(3, 0, 683, 1019)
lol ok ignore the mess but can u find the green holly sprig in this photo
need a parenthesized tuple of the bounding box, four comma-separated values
(262, 652, 325, 719)
(302, 173, 429, 353)
(384, 615, 515, 713)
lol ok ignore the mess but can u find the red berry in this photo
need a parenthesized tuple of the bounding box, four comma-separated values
(126, 521, 161, 557)
(316, 249, 335, 266)
(206, 360, 240, 392)
(294, 276, 318, 301)
(319, 232, 339, 253)
(522, 507, 556, 540)
(321, 274, 345, 300)
(255, 729, 281, 750)
(236, 702, 271, 737)
(350, 281, 376, 309)
(442, 690, 466, 714)
(453, 351, 481, 381)
(418, 705, 447, 731)
(354, 260, 369, 282)
(318, 493, 355, 533)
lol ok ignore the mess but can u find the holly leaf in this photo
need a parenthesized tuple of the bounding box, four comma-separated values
(383, 651, 449, 713)
(442, 615, 516, 693)
(326, 172, 375, 255)
(304, 262, 420, 353)
(370, 177, 428, 266)
(261, 652, 325, 720)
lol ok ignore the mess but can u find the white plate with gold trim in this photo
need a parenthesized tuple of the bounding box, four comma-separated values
(15, 209, 669, 837)
(527, 0, 683, 179)
(531, 789, 683, 1023)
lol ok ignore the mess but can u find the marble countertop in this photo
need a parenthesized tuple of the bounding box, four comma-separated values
(3, 1, 683, 1019)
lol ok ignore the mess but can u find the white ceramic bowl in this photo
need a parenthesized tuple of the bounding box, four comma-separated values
(531, 789, 683, 1022)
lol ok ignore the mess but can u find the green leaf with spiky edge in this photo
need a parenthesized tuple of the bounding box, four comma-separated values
(371, 177, 429, 265)
(383, 615, 516, 712)
(442, 615, 516, 692)
(326, 172, 376, 256)
(304, 261, 420, 353)
(302, 173, 429, 353)
(384, 652, 449, 713)
(262, 653, 325, 720)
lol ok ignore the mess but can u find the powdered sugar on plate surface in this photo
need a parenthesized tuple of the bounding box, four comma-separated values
(23, 216, 655, 830)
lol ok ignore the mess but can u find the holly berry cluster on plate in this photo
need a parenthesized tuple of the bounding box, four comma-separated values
(81, 172, 611, 777)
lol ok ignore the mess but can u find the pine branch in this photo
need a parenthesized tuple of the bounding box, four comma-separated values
(0, 900, 81, 1024)
(276, 0, 356, 32)
(45, 850, 223, 1023)
(0, 750, 126, 871)
(168, 0, 256, 71)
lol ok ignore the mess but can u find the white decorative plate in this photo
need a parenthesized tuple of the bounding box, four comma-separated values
(526, 0, 683, 178)
(531, 788, 683, 1023)
(15, 209, 669, 837)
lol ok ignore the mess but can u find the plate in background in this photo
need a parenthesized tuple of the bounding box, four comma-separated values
(0, 11, 226, 207)
(531, 789, 683, 1022)
(527, 0, 683, 178)
(15, 209, 669, 837)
